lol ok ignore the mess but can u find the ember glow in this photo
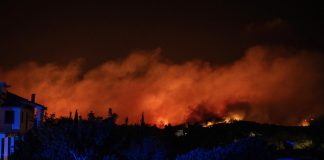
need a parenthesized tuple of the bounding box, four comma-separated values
(157, 118, 169, 128)
(299, 118, 313, 127)
(224, 113, 243, 123)
(202, 113, 243, 128)
(1, 46, 324, 125)
(300, 120, 310, 127)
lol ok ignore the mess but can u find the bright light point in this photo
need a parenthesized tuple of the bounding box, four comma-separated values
(300, 119, 310, 127)
(156, 118, 169, 128)
(202, 121, 215, 128)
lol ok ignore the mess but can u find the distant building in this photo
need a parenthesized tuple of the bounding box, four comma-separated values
(0, 82, 46, 160)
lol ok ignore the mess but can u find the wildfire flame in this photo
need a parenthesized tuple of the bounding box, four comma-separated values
(202, 113, 244, 128)
(156, 118, 169, 128)
(224, 113, 243, 123)
(299, 119, 311, 127)
(1, 46, 323, 126)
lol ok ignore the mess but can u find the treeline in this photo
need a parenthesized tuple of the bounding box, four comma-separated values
(12, 109, 324, 160)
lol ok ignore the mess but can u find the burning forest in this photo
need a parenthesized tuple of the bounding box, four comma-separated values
(1, 1, 324, 159)
(1, 46, 324, 126)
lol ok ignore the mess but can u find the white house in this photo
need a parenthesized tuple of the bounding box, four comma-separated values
(0, 82, 46, 160)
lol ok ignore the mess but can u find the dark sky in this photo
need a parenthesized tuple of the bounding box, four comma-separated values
(1, 1, 323, 69)
(1, 1, 324, 124)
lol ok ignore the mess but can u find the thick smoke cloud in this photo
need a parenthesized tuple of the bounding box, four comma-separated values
(1, 46, 323, 125)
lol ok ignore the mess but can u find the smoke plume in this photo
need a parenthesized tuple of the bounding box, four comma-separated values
(1, 46, 323, 125)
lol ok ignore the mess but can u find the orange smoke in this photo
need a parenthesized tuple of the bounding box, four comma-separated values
(1, 46, 323, 125)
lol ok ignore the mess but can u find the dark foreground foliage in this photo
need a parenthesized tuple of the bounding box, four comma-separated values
(176, 138, 273, 160)
(12, 112, 324, 160)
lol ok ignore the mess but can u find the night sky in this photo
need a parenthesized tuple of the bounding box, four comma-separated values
(1, 1, 323, 68)
(1, 1, 324, 125)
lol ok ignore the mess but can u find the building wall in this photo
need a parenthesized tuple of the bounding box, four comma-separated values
(0, 107, 20, 133)
(0, 134, 16, 160)
(19, 107, 35, 134)
(0, 133, 4, 160)
(0, 106, 34, 134)
(0, 106, 34, 160)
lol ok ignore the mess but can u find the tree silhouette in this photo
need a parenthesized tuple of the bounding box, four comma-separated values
(88, 111, 96, 121)
(125, 117, 129, 126)
(74, 110, 79, 129)
(141, 112, 145, 127)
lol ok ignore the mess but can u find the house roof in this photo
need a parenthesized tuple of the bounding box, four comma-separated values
(0, 92, 47, 110)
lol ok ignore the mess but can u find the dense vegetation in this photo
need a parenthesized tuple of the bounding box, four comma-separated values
(12, 110, 324, 160)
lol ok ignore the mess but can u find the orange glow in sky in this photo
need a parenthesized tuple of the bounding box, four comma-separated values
(1, 46, 323, 126)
